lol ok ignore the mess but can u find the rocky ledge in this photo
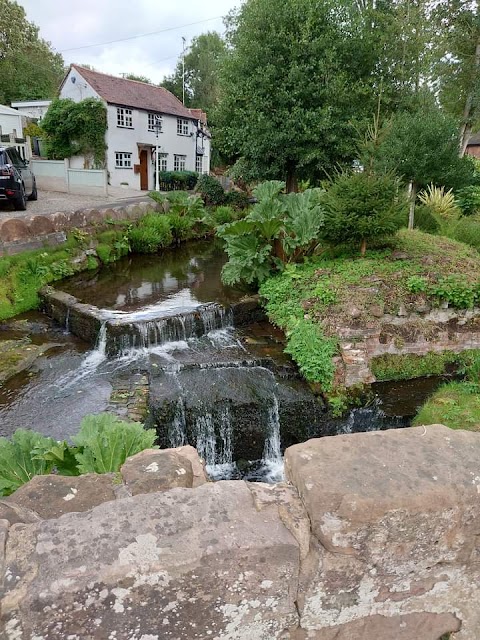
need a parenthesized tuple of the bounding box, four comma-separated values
(1, 425, 479, 639)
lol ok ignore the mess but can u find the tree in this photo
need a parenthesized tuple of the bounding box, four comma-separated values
(0, 0, 64, 104)
(123, 73, 153, 84)
(375, 102, 475, 227)
(40, 98, 107, 167)
(321, 171, 407, 255)
(160, 32, 226, 112)
(433, 1, 480, 155)
(215, 0, 386, 191)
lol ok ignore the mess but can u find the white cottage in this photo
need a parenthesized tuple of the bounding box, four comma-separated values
(59, 65, 211, 191)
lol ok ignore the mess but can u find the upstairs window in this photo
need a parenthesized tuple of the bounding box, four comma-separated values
(148, 113, 162, 132)
(174, 154, 186, 171)
(117, 108, 133, 128)
(115, 152, 132, 168)
(177, 118, 189, 135)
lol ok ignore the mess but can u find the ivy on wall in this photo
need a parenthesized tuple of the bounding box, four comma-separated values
(40, 98, 107, 168)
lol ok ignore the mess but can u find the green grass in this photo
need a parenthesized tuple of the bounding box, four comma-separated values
(371, 352, 460, 381)
(260, 230, 480, 389)
(413, 382, 480, 431)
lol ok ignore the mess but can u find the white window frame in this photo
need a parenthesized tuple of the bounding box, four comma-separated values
(159, 153, 168, 172)
(195, 155, 203, 174)
(115, 152, 132, 168)
(174, 154, 186, 171)
(117, 108, 133, 128)
(176, 118, 189, 136)
(148, 113, 162, 132)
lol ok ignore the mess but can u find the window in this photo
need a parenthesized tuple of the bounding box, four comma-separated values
(174, 154, 186, 171)
(117, 108, 133, 128)
(177, 118, 189, 135)
(159, 153, 168, 172)
(148, 113, 162, 132)
(115, 152, 132, 168)
(195, 155, 203, 174)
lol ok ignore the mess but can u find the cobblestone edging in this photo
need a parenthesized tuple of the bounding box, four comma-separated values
(0, 200, 159, 256)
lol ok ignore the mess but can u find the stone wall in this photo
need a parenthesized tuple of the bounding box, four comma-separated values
(337, 307, 480, 386)
(1, 425, 478, 639)
(0, 201, 155, 256)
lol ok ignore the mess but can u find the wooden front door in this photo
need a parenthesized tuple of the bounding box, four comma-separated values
(139, 150, 148, 190)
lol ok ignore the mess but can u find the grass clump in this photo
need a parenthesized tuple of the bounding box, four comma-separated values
(128, 213, 173, 253)
(413, 382, 480, 431)
(371, 351, 459, 381)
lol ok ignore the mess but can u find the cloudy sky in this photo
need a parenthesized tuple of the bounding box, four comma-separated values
(17, 0, 243, 83)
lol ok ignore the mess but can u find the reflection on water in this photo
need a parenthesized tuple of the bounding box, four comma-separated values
(60, 240, 249, 314)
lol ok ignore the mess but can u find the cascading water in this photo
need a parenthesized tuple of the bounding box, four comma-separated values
(168, 396, 187, 448)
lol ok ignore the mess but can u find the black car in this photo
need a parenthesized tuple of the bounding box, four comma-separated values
(0, 146, 37, 210)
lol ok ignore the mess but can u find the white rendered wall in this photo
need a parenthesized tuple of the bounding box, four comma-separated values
(0, 112, 23, 137)
(106, 106, 199, 189)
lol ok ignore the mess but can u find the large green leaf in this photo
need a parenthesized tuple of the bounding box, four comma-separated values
(73, 413, 158, 474)
(253, 181, 285, 202)
(0, 430, 56, 496)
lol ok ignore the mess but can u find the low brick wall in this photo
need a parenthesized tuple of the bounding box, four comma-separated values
(338, 308, 480, 386)
(0, 201, 156, 256)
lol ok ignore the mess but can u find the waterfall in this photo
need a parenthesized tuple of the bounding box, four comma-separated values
(65, 307, 70, 333)
(261, 393, 285, 482)
(168, 397, 187, 448)
(195, 412, 217, 466)
(55, 321, 108, 388)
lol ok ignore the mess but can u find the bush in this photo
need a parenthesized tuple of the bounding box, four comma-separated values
(96, 243, 113, 264)
(225, 190, 250, 210)
(212, 205, 237, 225)
(321, 171, 407, 255)
(155, 171, 198, 191)
(195, 174, 226, 206)
(167, 213, 195, 243)
(449, 216, 480, 251)
(414, 205, 441, 234)
(128, 213, 173, 253)
(455, 185, 480, 217)
(418, 184, 460, 220)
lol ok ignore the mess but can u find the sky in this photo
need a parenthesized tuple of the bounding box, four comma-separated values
(17, 0, 243, 84)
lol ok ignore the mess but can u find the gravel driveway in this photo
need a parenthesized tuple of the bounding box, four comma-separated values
(0, 189, 151, 220)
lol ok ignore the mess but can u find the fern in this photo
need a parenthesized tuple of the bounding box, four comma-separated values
(73, 413, 158, 474)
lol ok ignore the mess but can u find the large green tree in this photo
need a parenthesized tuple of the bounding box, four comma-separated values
(0, 0, 64, 104)
(160, 32, 226, 113)
(433, 0, 480, 155)
(215, 0, 397, 190)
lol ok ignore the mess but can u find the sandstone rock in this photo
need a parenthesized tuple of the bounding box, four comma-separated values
(6, 473, 117, 520)
(0, 519, 8, 578)
(47, 211, 69, 231)
(0, 500, 41, 526)
(120, 446, 207, 495)
(397, 303, 408, 317)
(285, 426, 480, 638)
(0, 218, 31, 242)
(1, 481, 300, 639)
(27, 216, 54, 235)
(369, 303, 384, 318)
(289, 613, 460, 639)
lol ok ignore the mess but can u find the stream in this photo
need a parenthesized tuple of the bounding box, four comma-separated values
(0, 240, 447, 482)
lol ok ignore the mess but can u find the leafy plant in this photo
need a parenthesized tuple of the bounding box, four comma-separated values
(418, 184, 460, 219)
(218, 180, 325, 285)
(406, 275, 428, 294)
(72, 413, 157, 474)
(455, 185, 480, 216)
(448, 216, 480, 251)
(430, 275, 476, 309)
(166, 191, 204, 218)
(284, 318, 337, 389)
(128, 213, 173, 253)
(0, 430, 59, 496)
(195, 174, 226, 206)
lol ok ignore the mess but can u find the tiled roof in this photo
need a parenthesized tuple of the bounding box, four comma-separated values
(68, 65, 198, 120)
